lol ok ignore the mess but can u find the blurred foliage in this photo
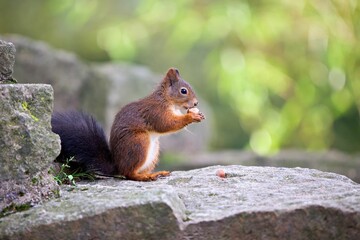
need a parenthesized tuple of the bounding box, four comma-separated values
(1, 0, 359, 154)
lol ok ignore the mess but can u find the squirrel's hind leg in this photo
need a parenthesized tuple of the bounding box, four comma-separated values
(126, 172, 156, 181)
(126, 171, 170, 181)
(116, 132, 170, 181)
(149, 171, 171, 179)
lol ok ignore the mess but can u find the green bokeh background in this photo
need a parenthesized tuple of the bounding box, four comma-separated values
(1, 0, 359, 154)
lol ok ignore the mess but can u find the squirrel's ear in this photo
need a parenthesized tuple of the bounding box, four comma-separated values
(165, 68, 181, 85)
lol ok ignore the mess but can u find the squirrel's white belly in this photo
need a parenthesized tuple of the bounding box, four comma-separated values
(138, 133, 160, 173)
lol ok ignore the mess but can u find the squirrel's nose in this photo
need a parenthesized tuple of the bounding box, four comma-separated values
(188, 99, 198, 108)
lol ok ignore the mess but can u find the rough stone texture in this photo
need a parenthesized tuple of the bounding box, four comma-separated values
(1, 166, 359, 239)
(0, 39, 16, 82)
(0, 84, 61, 212)
(168, 150, 360, 183)
(2, 34, 212, 153)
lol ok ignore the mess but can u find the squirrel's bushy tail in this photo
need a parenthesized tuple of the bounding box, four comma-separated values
(51, 111, 114, 175)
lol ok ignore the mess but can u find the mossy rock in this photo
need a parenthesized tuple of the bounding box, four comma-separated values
(0, 84, 61, 212)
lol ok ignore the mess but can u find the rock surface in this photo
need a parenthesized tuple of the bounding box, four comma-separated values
(169, 150, 360, 183)
(0, 39, 16, 82)
(0, 84, 61, 212)
(1, 165, 359, 239)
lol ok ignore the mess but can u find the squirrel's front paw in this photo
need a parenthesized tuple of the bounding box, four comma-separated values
(187, 108, 205, 122)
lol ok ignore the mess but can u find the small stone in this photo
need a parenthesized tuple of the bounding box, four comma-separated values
(216, 169, 226, 178)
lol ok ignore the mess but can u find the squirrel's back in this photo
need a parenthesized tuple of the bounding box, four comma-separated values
(51, 111, 114, 175)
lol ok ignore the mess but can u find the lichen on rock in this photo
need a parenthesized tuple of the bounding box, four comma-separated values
(0, 84, 61, 213)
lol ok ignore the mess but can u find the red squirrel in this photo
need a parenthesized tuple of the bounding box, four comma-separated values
(51, 68, 205, 181)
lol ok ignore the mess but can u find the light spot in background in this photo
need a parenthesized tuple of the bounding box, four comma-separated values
(308, 25, 328, 53)
(97, 26, 136, 60)
(329, 68, 346, 91)
(220, 48, 245, 74)
(236, 89, 268, 119)
(136, 1, 177, 23)
(309, 61, 328, 87)
(331, 89, 352, 114)
(207, 15, 231, 38)
(250, 129, 272, 155)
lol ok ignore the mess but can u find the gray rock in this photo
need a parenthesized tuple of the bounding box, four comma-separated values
(0, 84, 61, 212)
(0, 39, 16, 82)
(1, 165, 359, 239)
(169, 149, 360, 183)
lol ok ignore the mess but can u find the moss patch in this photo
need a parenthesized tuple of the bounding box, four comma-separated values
(21, 101, 39, 122)
(0, 203, 31, 218)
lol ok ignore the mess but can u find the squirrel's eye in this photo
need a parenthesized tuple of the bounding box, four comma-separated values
(180, 87, 188, 95)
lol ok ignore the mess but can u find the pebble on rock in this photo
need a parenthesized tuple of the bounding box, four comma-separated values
(216, 169, 226, 178)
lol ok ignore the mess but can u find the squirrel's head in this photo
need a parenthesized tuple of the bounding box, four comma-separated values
(161, 68, 198, 110)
